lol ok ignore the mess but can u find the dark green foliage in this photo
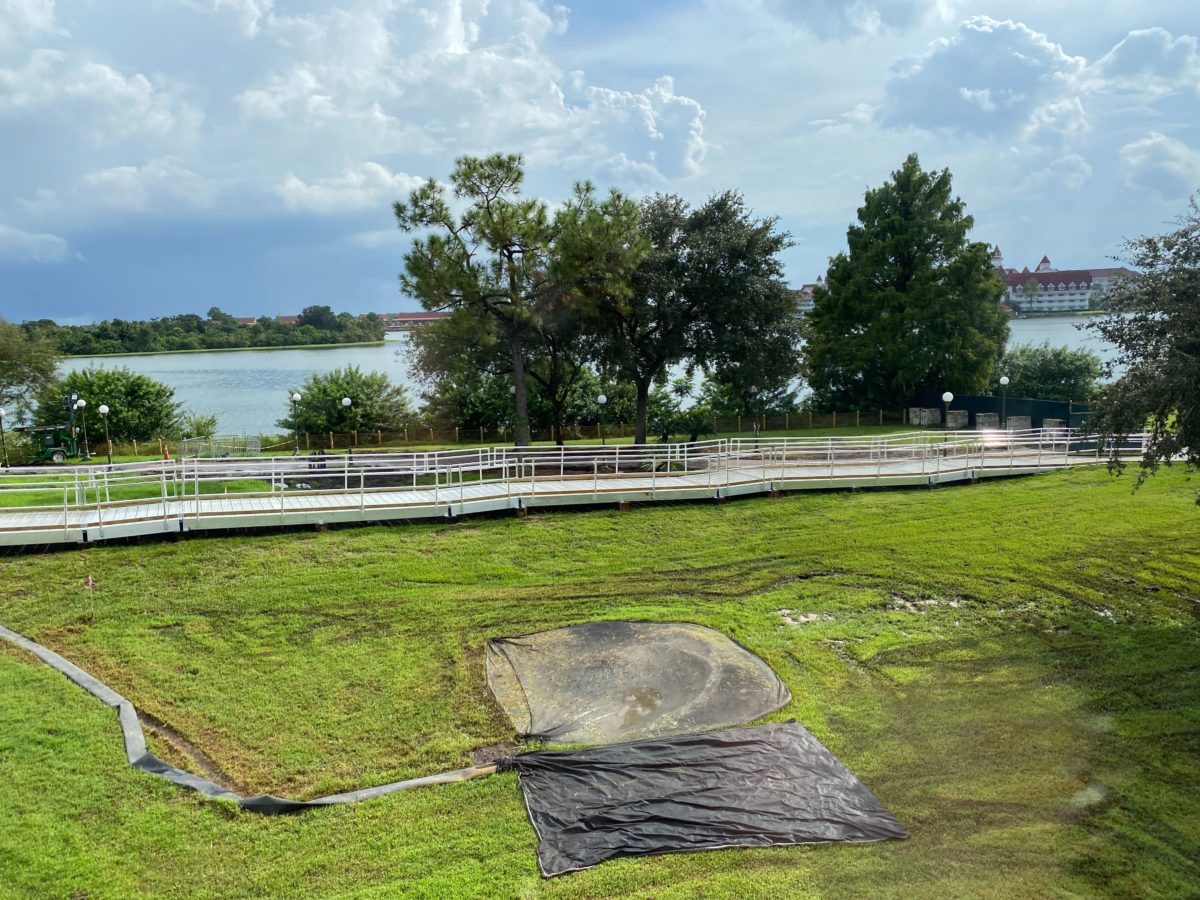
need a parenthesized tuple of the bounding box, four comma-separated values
(803, 154, 1009, 410)
(21, 308, 385, 355)
(34, 367, 181, 441)
(990, 343, 1102, 402)
(594, 192, 799, 443)
(277, 366, 414, 434)
(0, 317, 60, 420)
(395, 154, 643, 446)
(1086, 198, 1200, 492)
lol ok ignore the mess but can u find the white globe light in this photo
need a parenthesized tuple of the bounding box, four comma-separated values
(76, 398, 86, 409)
(341, 396, 352, 408)
(292, 392, 302, 402)
(999, 376, 1010, 386)
(98, 404, 109, 416)
(941, 391, 954, 404)
(597, 394, 607, 405)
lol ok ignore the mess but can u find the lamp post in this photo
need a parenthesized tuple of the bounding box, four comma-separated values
(98, 404, 112, 466)
(509, 384, 516, 444)
(941, 391, 954, 431)
(597, 394, 607, 445)
(0, 407, 9, 468)
(999, 376, 1009, 429)
(291, 392, 302, 454)
(341, 396, 353, 455)
(75, 398, 90, 459)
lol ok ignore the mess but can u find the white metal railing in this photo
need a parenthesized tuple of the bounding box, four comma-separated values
(0, 430, 1149, 540)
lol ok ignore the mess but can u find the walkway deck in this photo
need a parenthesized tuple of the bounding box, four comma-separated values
(0, 431, 1138, 549)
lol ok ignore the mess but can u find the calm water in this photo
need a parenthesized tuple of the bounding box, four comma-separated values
(62, 317, 1109, 434)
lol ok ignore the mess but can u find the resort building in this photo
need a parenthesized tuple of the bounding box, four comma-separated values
(990, 247, 1135, 313)
(794, 277, 822, 314)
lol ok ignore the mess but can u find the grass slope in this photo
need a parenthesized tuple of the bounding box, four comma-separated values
(0, 466, 1198, 898)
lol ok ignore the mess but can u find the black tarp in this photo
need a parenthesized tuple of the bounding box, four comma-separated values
(500, 721, 907, 877)
(486, 621, 792, 744)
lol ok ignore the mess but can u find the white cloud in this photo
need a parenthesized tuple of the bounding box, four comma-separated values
(1119, 132, 1200, 198)
(277, 162, 424, 213)
(0, 48, 199, 144)
(0, 221, 69, 263)
(762, 0, 953, 38)
(0, 0, 60, 44)
(882, 17, 1085, 137)
(1086, 27, 1200, 99)
(1023, 153, 1093, 191)
(212, 0, 274, 37)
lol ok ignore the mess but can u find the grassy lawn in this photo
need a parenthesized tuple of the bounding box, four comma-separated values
(0, 466, 1197, 897)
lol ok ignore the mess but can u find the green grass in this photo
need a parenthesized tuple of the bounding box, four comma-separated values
(1, 466, 1198, 897)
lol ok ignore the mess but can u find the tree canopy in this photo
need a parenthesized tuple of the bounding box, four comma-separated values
(395, 153, 643, 446)
(34, 367, 181, 442)
(0, 317, 59, 421)
(593, 191, 799, 443)
(1086, 198, 1200, 493)
(278, 366, 415, 435)
(990, 343, 1102, 402)
(802, 153, 1009, 410)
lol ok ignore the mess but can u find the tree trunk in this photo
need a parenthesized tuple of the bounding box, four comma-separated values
(508, 326, 531, 447)
(634, 379, 651, 444)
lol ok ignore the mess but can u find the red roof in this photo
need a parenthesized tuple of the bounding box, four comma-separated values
(1003, 266, 1136, 289)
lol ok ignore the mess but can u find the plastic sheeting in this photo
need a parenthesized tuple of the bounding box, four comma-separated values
(500, 721, 908, 877)
(486, 621, 792, 743)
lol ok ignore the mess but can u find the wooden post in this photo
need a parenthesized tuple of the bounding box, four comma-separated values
(832, 411, 837, 428)
(455, 427, 460, 443)
(429, 427, 434, 443)
(737, 415, 741, 433)
(329, 432, 334, 449)
(856, 411, 860, 427)
(902, 408, 907, 425)
(377, 430, 382, 445)
(480, 426, 484, 442)
(305, 433, 310, 450)
(879, 408, 883, 425)
(404, 427, 409, 443)
(785, 413, 789, 429)
(133, 439, 138, 455)
(808, 411, 813, 429)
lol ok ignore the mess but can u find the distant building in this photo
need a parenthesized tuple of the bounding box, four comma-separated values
(232, 316, 257, 326)
(373, 310, 450, 331)
(794, 277, 823, 314)
(276, 314, 301, 325)
(990, 247, 1135, 313)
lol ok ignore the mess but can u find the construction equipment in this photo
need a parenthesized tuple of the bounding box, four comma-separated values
(14, 424, 84, 464)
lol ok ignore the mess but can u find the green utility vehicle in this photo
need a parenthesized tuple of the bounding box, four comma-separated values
(14, 425, 85, 464)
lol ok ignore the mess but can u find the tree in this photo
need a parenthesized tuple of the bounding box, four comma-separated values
(395, 154, 641, 446)
(278, 366, 414, 435)
(802, 154, 1009, 410)
(594, 192, 798, 443)
(990, 343, 1101, 402)
(1085, 198, 1200, 494)
(1, 317, 59, 420)
(34, 367, 181, 441)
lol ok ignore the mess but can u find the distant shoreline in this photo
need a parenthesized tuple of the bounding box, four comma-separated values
(63, 340, 391, 360)
(1009, 310, 1107, 320)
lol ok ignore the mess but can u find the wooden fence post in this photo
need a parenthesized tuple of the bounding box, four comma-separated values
(785, 413, 789, 429)
(879, 408, 883, 425)
(480, 426, 484, 442)
(132, 439, 138, 455)
(377, 430, 382, 445)
(305, 433, 310, 450)
(329, 432, 334, 449)
(737, 415, 741, 433)
(455, 427, 460, 443)
(833, 411, 837, 428)
(856, 411, 861, 427)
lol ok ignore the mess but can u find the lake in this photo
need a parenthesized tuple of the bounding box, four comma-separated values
(62, 316, 1109, 434)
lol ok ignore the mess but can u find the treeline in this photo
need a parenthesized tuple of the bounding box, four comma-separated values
(20, 305, 385, 355)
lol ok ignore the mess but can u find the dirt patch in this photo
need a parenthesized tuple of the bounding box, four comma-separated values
(472, 742, 519, 766)
(886, 591, 960, 613)
(139, 710, 247, 795)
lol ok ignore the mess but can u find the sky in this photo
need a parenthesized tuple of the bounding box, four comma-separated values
(0, 0, 1198, 324)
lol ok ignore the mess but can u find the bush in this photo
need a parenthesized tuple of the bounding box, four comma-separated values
(35, 367, 182, 442)
(277, 366, 415, 434)
(991, 343, 1102, 402)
